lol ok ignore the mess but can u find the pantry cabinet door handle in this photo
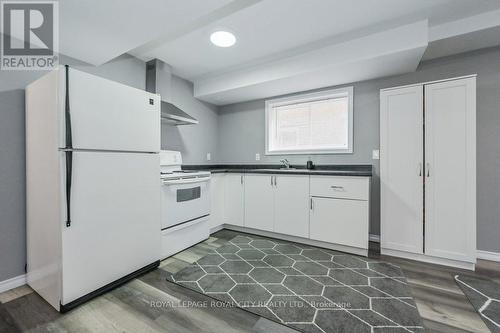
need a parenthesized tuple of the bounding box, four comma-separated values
(330, 186, 344, 190)
(426, 163, 430, 177)
(310, 198, 313, 210)
(274, 176, 277, 186)
(419, 163, 422, 176)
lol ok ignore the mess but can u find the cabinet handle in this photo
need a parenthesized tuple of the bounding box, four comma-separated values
(419, 163, 422, 176)
(241, 175, 243, 184)
(426, 163, 430, 177)
(310, 198, 313, 210)
(330, 186, 344, 190)
(270, 176, 273, 186)
(274, 176, 277, 186)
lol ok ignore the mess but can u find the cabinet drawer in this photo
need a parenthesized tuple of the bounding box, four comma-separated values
(310, 176, 369, 200)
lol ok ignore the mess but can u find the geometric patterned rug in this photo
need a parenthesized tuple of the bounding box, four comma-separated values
(455, 275, 500, 333)
(167, 234, 424, 333)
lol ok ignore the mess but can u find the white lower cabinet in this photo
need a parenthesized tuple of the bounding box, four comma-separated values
(209, 173, 225, 229)
(244, 174, 310, 235)
(244, 174, 274, 231)
(309, 176, 370, 251)
(224, 173, 244, 226)
(274, 175, 310, 238)
(310, 197, 369, 249)
(209, 172, 371, 255)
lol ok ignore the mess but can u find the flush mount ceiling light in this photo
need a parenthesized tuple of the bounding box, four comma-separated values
(210, 31, 236, 47)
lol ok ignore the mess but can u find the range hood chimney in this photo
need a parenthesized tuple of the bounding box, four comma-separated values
(145, 59, 198, 125)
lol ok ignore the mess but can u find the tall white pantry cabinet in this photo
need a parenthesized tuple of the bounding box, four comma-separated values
(380, 75, 476, 270)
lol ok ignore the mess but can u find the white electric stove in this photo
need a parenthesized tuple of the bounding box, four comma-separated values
(160, 150, 211, 258)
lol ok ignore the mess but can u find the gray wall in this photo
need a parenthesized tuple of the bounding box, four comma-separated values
(161, 75, 219, 164)
(218, 85, 381, 237)
(0, 89, 26, 283)
(218, 46, 500, 253)
(0, 54, 146, 93)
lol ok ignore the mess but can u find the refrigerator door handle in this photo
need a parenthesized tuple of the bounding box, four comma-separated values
(64, 65, 73, 227)
(64, 65, 73, 149)
(65, 151, 72, 227)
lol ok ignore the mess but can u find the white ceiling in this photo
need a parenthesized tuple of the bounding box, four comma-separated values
(55, 0, 500, 105)
(194, 21, 428, 104)
(129, 0, 500, 79)
(423, 8, 500, 60)
(58, 0, 235, 66)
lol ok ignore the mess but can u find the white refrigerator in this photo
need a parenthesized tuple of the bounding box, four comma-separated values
(25, 66, 161, 312)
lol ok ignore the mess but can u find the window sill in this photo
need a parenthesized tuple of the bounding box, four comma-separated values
(265, 149, 353, 155)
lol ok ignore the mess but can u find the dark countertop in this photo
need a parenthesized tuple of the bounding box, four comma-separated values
(182, 164, 372, 177)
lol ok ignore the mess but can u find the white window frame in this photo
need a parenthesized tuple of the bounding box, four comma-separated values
(265, 86, 354, 155)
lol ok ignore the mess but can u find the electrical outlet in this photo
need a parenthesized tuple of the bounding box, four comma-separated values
(372, 149, 380, 160)
(206, 152, 211, 161)
(255, 153, 260, 161)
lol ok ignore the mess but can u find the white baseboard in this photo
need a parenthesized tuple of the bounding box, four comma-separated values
(0, 274, 26, 293)
(381, 248, 475, 270)
(209, 224, 225, 234)
(477, 250, 500, 262)
(369, 234, 380, 243)
(222, 224, 368, 257)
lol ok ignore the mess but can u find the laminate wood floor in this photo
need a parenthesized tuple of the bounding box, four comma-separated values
(1, 229, 498, 333)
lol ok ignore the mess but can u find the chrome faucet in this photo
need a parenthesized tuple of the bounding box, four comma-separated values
(280, 159, 291, 169)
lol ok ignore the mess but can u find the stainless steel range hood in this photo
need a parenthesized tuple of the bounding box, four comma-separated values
(145, 59, 198, 125)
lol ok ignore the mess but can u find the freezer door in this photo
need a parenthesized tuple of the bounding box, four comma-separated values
(61, 151, 160, 305)
(61, 68, 160, 152)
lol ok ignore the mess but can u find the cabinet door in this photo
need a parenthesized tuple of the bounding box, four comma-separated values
(244, 174, 274, 232)
(274, 175, 309, 238)
(310, 197, 369, 249)
(424, 77, 476, 263)
(209, 174, 225, 229)
(224, 174, 244, 226)
(380, 86, 424, 254)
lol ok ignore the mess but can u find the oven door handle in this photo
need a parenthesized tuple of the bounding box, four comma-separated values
(162, 177, 210, 185)
(164, 216, 209, 233)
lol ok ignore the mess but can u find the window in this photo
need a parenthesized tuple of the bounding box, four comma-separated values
(265, 87, 353, 155)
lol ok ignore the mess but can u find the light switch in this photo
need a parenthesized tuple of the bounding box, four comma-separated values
(255, 153, 260, 161)
(206, 153, 211, 161)
(372, 149, 380, 160)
